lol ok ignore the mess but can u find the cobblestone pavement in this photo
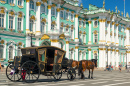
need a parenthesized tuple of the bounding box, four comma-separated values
(0, 70, 130, 86)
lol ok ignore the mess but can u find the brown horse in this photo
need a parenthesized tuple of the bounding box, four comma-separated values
(71, 59, 97, 79)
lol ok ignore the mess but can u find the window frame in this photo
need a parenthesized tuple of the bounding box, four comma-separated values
(51, 7, 55, 16)
(65, 11, 69, 20)
(93, 20, 98, 28)
(51, 24, 55, 30)
(93, 33, 98, 44)
(41, 4, 46, 13)
(9, 15, 14, 29)
(30, 0, 35, 10)
(0, 44, 4, 59)
(17, 0, 24, 8)
(17, 17, 22, 31)
(0, 14, 4, 28)
(41, 22, 45, 33)
(60, 10, 64, 19)
(17, 46, 21, 56)
(9, 45, 14, 59)
(29, 19, 34, 31)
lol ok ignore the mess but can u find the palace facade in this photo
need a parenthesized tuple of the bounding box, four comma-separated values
(0, 0, 130, 68)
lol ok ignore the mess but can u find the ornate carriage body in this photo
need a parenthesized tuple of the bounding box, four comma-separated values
(6, 46, 67, 83)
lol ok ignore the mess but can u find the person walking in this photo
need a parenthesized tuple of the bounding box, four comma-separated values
(127, 62, 130, 73)
(0, 62, 2, 72)
(119, 63, 122, 72)
(109, 63, 112, 72)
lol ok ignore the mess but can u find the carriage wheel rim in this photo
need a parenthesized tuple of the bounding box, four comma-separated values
(6, 63, 21, 82)
(20, 61, 40, 83)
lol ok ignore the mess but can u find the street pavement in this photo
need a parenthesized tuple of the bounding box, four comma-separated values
(0, 70, 130, 86)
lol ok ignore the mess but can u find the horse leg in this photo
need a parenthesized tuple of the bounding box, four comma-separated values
(91, 69, 93, 79)
(88, 69, 90, 79)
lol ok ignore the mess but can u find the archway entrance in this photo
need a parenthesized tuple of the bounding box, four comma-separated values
(40, 41, 51, 46)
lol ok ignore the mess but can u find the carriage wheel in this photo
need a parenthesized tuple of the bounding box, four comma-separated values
(67, 68, 76, 80)
(20, 61, 40, 83)
(53, 70, 62, 80)
(6, 63, 21, 82)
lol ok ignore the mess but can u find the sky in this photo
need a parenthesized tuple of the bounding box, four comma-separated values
(78, 0, 130, 17)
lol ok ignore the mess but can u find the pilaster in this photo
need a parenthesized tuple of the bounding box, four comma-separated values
(115, 49, 119, 67)
(88, 47, 91, 60)
(48, 1, 52, 32)
(112, 22, 115, 44)
(36, 1, 41, 35)
(57, 4, 60, 33)
(116, 23, 119, 46)
(88, 20, 91, 44)
(66, 40, 69, 59)
(75, 45, 79, 61)
(112, 48, 115, 66)
(107, 21, 111, 44)
(75, 13, 79, 42)
(26, 0, 30, 33)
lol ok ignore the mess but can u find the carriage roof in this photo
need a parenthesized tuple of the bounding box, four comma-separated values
(21, 46, 66, 53)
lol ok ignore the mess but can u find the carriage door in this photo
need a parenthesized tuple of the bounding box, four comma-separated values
(53, 50, 64, 73)
(38, 48, 47, 72)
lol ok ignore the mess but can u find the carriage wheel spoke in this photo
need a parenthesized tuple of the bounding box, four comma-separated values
(32, 74, 38, 79)
(25, 74, 29, 80)
(10, 74, 15, 80)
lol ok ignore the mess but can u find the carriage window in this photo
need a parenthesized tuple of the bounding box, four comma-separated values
(26, 49, 30, 54)
(30, 49, 35, 54)
(38, 49, 46, 61)
(56, 50, 64, 63)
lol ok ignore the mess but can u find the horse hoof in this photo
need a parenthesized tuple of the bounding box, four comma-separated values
(91, 77, 93, 79)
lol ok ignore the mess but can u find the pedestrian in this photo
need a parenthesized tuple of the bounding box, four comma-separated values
(119, 63, 122, 72)
(109, 63, 112, 72)
(127, 62, 130, 73)
(0, 62, 2, 72)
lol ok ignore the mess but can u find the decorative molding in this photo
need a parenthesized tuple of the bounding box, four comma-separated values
(88, 21, 91, 24)
(26, 0, 30, 2)
(41, 34, 50, 40)
(112, 22, 115, 25)
(116, 24, 119, 26)
(75, 46, 79, 49)
(98, 48, 106, 50)
(36, 2, 41, 6)
(88, 48, 91, 51)
(48, 5, 51, 9)
(75, 14, 78, 18)
(57, 8, 60, 12)
(66, 41, 69, 44)
(107, 21, 111, 24)
(50, 39, 58, 42)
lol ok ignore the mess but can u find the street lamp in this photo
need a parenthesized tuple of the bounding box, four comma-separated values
(27, 31, 35, 47)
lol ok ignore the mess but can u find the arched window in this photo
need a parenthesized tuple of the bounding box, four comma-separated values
(41, 22, 45, 33)
(94, 20, 98, 27)
(0, 14, 4, 28)
(30, 0, 34, 9)
(0, 45, 4, 59)
(29, 20, 34, 31)
(9, 0, 14, 4)
(94, 53, 97, 59)
(60, 11, 63, 18)
(51, 24, 54, 30)
(71, 29, 73, 39)
(17, 46, 21, 56)
(18, 0, 22, 6)
(94, 33, 98, 43)
(9, 46, 13, 59)
(41, 4, 45, 13)
(51, 7, 55, 16)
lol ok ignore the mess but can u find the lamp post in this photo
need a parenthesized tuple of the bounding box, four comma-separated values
(27, 31, 35, 47)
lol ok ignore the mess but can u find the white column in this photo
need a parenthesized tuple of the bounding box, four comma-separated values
(112, 22, 115, 44)
(57, 4, 60, 32)
(99, 49, 103, 67)
(102, 19, 106, 44)
(88, 20, 91, 44)
(75, 14, 79, 42)
(48, 4, 51, 32)
(112, 49, 115, 66)
(88, 48, 91, 60)
(99, 19, 102, 44)
(26, 0, 30, 33)
(75, 45, 79, 61)
(66, 41, 69, 59)
(103, 49, 106, 68)
(36, 2, 41, 35)
(107, 21, 111, 44)
(108, 48, 111, 65)
(115, 49, 119, 68)
(26, 36, 31, 47)
(116, 24, 119, 46)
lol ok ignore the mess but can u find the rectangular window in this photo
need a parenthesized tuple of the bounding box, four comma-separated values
(41, 4, 45, 13)
(29, 20, 33, 31)
(60, 11, 63, 18)
(94, 20, 98, 27)
(0, 45, 4, 59)
(94, 34, 98, 43)
(17, 47, 21, 56)
(41, 22, 45, 33)
(51, 7, 55, 16)
(83, 22, 86, 27)
(79, 21, 82, 26)
(18, 17, 22, 30)
(0, 14, 4, 27)
(71, 30, 73, 39)
(66, 12, 68, 19)
(71, 14, 73, 20)
(18, 0, 22, 6)
(9, 0, 14, 4)
(9, 16, 14, 29)
(30, 0, 34, 9)
(60, 27, 63, 33)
